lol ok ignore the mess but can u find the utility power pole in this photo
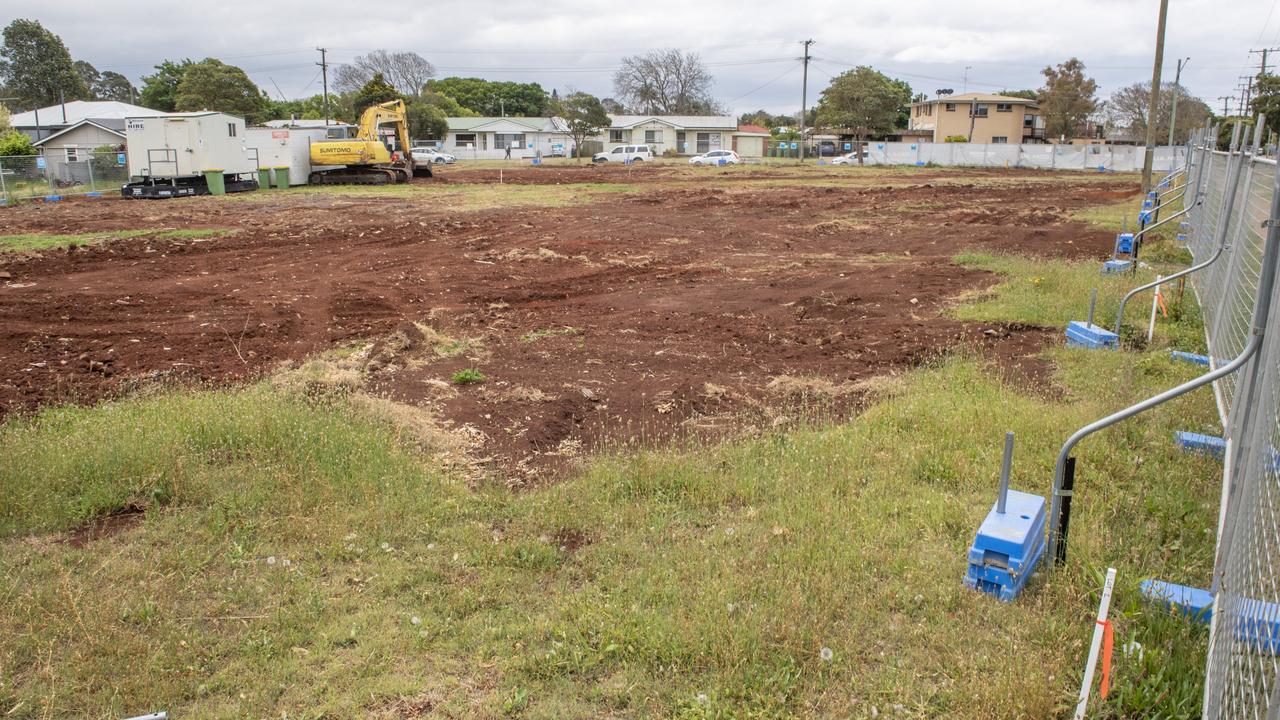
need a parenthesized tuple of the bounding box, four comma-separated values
(963, 66, 972, 94)
(1219, 95, 1234, 117)
(799, 39, 813, 162)
(1250, 47, 1280, 77)
(317, 47, 330, 126)
(1168, 57, 1189, 146)
(1141, 0, 1170, 191)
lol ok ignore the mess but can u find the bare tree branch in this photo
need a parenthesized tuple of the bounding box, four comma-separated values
(613, 50, 720, 115)
(334, 50, 435, 96)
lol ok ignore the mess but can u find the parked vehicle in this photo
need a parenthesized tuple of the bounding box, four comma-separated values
(593, 145, 653, 163)
(688, 150, 740, 166)
(831, 149, 870, 165)
(411, 147, 455, 164)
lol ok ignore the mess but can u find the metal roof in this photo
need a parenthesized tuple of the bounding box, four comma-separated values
(9, 100, 163, 128)
(607, 114, 737, 129)
(31, 119, 126, 146)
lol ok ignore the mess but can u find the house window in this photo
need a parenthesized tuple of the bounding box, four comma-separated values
(494, 133, 525, 149)
(991, 136, 1008, 144)
(456, 133, 476, 148)
(973, 104, 989, 118)
(65, 147, 79, 162)
(945, 103, 956, 112)
(996, 103, 1013, 113)
(609, 129, 624, 143)
(227, 123, 237, 137)
(645, 129, 662, 144)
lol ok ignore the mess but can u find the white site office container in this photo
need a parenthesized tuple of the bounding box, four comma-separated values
(124, 112, 256, 179)
(245, 126, 340, 186)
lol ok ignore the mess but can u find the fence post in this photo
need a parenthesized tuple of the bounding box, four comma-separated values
(0, 156, 7, 205)
(87, 154, 95, 193)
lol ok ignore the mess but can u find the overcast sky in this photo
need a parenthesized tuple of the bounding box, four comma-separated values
(23, 0, 1280, 116)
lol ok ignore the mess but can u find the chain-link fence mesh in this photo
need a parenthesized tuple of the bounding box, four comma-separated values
(1179, 124, 1280, 719)
(0, 152, 130, 204)
(759, 140, 1188, 170)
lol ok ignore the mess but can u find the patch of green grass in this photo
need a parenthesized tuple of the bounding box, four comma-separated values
(519, 326, 580, 343)
(0, 342, 1219, 717)
(953, 251, 1206, 351)
(0, 228, 229, 253)
(451, 368, 486, 385)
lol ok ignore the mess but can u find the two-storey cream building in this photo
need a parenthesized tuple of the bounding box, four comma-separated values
(908, 93, 1045, 143)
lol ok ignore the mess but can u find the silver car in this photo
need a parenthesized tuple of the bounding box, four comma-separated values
(411, 147, 456, 164)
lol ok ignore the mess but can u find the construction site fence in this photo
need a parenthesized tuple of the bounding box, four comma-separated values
(0, 152, 131, 205)
(1179, 124, 1280, 718)
(763, 140, 1188, 172)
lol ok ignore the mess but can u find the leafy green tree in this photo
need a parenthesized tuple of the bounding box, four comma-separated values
(263, 94, 332, 122)
(0, 130, 34, 156)
(549, 91, 609, 161)
(351, 73, 403, 118)
(888, 78, 913, 128)
(425, 77, 547, 116)
(94, 71, 136, 103)
(140, 59, 193, 112)
(1038, 58, 1098, 140)
(417, 89, 473, 117)
(815, 66, 910, 147)
(0, 19, 88, 109)
(74, 60, 100, 97)
(0, 103, 10, 132)
(1250, 75, 1280, 145)
(406, 102, 448, 143)
(174, 58, 268, 121)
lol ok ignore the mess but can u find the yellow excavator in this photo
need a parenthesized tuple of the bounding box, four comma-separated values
(308, 99, 428, 184)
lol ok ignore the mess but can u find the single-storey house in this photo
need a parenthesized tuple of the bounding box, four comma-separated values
(32, 119, 126, 161)
(438, 117, 573, 160)
(602, 115, 739, 156)
(9, 100, 163, 142)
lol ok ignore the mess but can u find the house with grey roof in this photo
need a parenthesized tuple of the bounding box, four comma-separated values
(438, 117, 573, 160)
(10, 100, 164, 142)
(602, 115, 739, 156)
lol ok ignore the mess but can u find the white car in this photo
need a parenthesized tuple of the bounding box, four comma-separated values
(411, 147, 455, 164)
(593, 145, 653, 163)
(688, 150, 739, 166)
(830, 150, 869, 165)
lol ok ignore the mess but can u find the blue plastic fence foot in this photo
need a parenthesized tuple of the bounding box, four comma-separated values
(1115, 232, 1135, 255)
(43, 195, 62, 202)
(1170, 350, 1212, 366)
(1102, 259, 1133, 274)
(1140, 579, 1214, 623)
(1065, 321, 1119, 350)
(85, 191, 102, 197)
(963, 490, 1046, 602)
(1175, 431, 1226, 459)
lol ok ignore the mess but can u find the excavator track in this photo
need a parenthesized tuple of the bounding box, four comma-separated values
(307, 167, 403, 185)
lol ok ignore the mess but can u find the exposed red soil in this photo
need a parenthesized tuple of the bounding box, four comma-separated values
(0, 170, 1136, 481)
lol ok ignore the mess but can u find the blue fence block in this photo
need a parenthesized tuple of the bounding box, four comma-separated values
(1175, 431, 1227, 459)
(85, 191, 102, 197)
(1141, 579, 1214, 623)
(43, 195, 62, 202)
(1171, 350, 1211, 366)
(963, 490, 1046, 602)
(1102, 259, 1133, 274)
(1066, 321, 1119, 350)
(1139, 208, 1153, 224)
(1115, 232, 1135, 254)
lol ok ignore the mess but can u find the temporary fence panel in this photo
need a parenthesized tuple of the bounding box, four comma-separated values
(1178, 124, 1280, 719)
(0, 152, 129, 204)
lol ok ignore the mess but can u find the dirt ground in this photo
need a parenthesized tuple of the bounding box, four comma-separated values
(0, 166, 1136, 481)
